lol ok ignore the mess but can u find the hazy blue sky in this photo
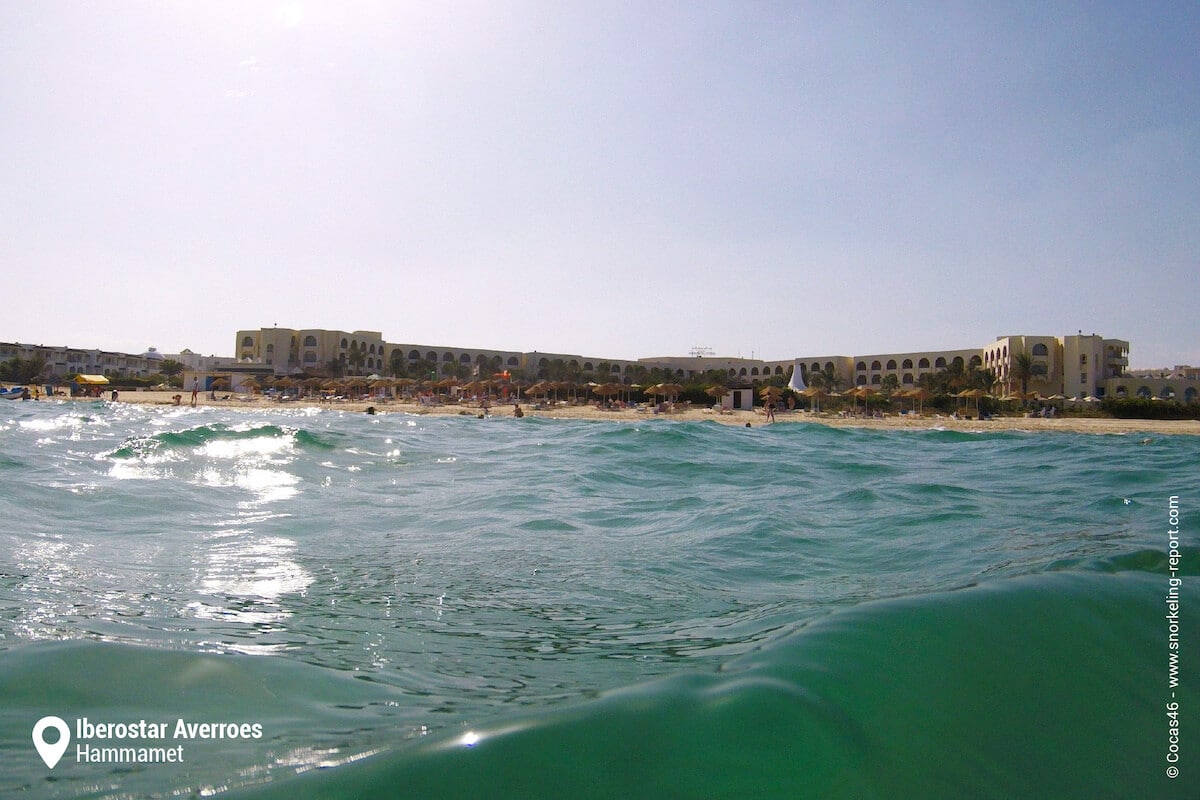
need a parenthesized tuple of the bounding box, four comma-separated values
(2, 2, 1196, 366)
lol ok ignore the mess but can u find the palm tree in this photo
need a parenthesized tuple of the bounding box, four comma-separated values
(388, 349, 408, 378)
(964, 364, 997, 392)
(445, 362, 472, 380)
(347, 342, 365, 376)
(410, 358, 438, 380)
(159, 359, 185, 379)
(940, 360, 967, 394)
(811, 364, 844, 393)
(325, 358, 345, 379)
(879, 374, 900, 398)
(1012, 352, 1034, 397)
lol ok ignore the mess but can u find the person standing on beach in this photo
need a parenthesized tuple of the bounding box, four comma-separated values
(191, 378, 199, 407)
(765, 401, 776, 423)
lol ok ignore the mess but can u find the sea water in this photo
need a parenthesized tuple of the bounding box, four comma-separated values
(0, 400, 1196, 798)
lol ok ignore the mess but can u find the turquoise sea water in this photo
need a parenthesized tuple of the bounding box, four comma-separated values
(0, 400, 1196, 798)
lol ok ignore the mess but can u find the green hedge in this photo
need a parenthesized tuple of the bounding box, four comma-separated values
(1101, 398, 1200, 420)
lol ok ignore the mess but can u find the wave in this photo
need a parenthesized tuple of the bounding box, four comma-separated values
(109, 424, 340, 459)
(226, 571, 1196, 800)
(1047, 545, 1200, 577)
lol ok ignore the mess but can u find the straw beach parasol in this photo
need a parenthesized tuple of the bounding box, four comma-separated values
(847, 386, 877, 414)
(956, 388, 987, 415)
(902, 387, 931, 415)
(801, 386, 828, 412)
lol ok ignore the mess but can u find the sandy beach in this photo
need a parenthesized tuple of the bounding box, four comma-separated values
(57, 389, 1200, 436)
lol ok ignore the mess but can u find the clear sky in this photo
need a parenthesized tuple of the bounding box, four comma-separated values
(2, 2, 1197, 367)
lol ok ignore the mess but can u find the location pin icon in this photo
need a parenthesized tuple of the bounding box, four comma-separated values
(33, 716, 70, 769)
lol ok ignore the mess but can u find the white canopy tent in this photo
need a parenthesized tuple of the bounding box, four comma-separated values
(787, 363, 807, 393)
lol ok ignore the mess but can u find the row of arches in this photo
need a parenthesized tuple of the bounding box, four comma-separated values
(244, 335, 386, 356)
(404, 350, 523, 367)
(849, 355, 982, 373)
(1114, 386, 1198, 401)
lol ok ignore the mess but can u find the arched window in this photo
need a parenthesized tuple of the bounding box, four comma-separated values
(341, 338, 348, 349)
(539, 358, 549, 368)
(935, 357, 947, 368)
(902, 373, 914, 384)
(739, 368, 748, 376)
(303, 352, 317, 363)
(1115, 386, 1128, 397)
(902, 358, 913, 369)
(886, 359, 897, 370)
(242, 336, 254, 347)
(425, 351, 437, 362)
(856, 361, 867, 371)
(871, 375, 882, 385)
(824, 361, 835, 372)
(443, 352, 455, 362)
(1032, 343, 1049, 356)
(508, 357, 519, 366)
(583, 362, 593, 371)
(729, 368, 737, 377)
(611, 364, 620, 373)
(265, 344, 274, 353)
(811, 362, 821, 374)
(969, 355, 982, 367)
(856, 375, 867, 385)
(952, 357, 964, 368)
(304, 335, 317, 347)
(408, 350, 420, 360)
(369, 344, 376, 355)
(919, 358, 930, 369)
(1185, 387, 1197, 403)
(775, 366, 784, 375)
(871, 360, 882, 371)
(1160, 386, 1175, 399)
(459, 353, 472, 364)
(751, 367, 759, 376)
(1137, 386, 1151, 398)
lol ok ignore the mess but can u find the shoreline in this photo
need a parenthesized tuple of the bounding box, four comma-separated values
(40, 390, 1200, 436)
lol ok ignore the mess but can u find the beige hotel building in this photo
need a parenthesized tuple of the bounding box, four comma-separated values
(786, 333, 1131, 399)
(234, 327, 775, 384)
(233, 327, 1149, 401)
